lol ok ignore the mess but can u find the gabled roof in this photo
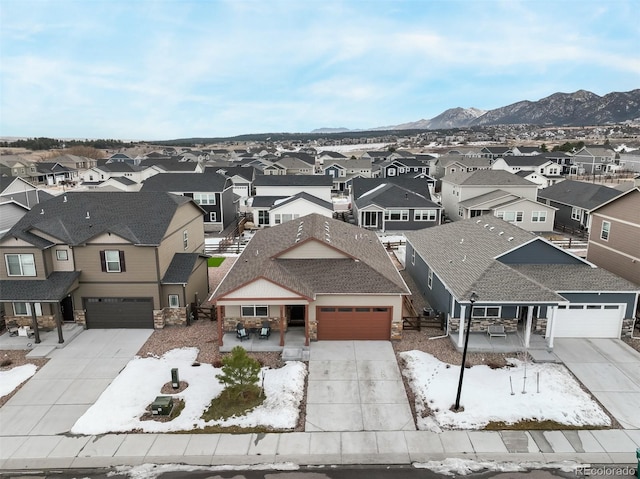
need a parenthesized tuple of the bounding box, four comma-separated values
(319, 151, 347, 158)
(108, 176, 137, 186)
(251, 196, 287, 208)
(351, 177, 432, 200)
(96, 162, 144, 173)
(0, 271, 80, 301)
(443, 170, 535, 186)
(211, 165, 256, 182)
(271, 192, 333, 211)
(406, 215, 636, 302)
(36, 162, 74, 174)
(355, 183, 440, 209)
(162, 253, 204, 284)
(0, 176, 37, 194)
(276, 156, 314, 170)
(499, 156, 551, 167)
(138, 158, 201, 171)
(387, 158, 428, 168)
(254, 175, 333, 187)
(457, 190, 520, 209)
(589, 186, 640, 213)
(537, 180, 624, 210)
(141, 172, 229, 192)
(212, 213, 409, 300)
(5, 192, 193, 247)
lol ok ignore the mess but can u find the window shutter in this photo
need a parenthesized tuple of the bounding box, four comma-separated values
(100, 251, 106, 272)
(119, 250, 126, 272)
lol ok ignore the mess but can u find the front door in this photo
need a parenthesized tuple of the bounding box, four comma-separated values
(362, 211, 378, 228)
(60, 296, 74, 322)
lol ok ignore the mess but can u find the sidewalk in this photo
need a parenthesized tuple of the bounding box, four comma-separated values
(1, 429, 638, 470)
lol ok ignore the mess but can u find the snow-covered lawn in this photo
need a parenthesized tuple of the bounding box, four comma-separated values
(0, 363, 37, 397)
(70, 348, 306, 435)
(400, 350, 611, 431)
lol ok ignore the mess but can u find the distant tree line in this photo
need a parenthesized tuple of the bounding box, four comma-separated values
(0, 137, 134, 151)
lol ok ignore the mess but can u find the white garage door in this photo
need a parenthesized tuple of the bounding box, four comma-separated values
(553, 304, 624, 338)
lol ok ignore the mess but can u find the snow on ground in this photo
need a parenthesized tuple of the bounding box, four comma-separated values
(0, 364, 37, 397)
(116, 463, 299, 479)
(400, 350, 611, 431)
(70, 348, 306, 434)
(414, 458, 582, 476)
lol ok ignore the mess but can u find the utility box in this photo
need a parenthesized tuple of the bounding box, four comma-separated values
(171, 368, 179, 389)
(151, 396, 173, 416)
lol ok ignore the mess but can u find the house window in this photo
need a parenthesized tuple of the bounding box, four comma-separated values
(100, 250, 125, 272)
(411, 249, 415, 266)
(571, 207, 582, 221)
(13, 302, 42, 316)
(415, 210, 437, 221)
(56, 250, 69, 261)
(384, 210, 409, 221)
(427, 269, 433, 289)
(600, 221, 610, 241)
(209, 212, 217, 222)
(257, 210, 269, 226)
(274, 213, 298, 225)
(241, 305, 268, 317)
(183, 230, 188, 250)
(193, 193, 216, 205)
(387, 169, 396, 176)
(472, 306, 500, 318)
(531, 211, 547, 222)
(497, 211, 523, 222)
(168, 294, 180, 308)
(458, 206, 464, 217)
(5, 253, 36, 276)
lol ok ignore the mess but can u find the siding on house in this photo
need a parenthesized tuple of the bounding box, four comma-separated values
(498, 240, 585, 265)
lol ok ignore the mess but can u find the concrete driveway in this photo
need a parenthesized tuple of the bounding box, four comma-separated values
(553, 338, 640, 429)
(305, 341, 415, 432)
(0, 329, 153, 436)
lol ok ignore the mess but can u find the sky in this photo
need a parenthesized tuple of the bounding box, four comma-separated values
(1, 0, 639, 141)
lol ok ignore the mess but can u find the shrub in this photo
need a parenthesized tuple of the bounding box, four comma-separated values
(216, 346, 261, 388)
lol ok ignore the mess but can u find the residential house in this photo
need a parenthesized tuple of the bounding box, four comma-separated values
(317, 151, 348, 164)
(141, 171, 236, 233)
(430, 155, 492, 180)
(138, 158, 205, 173)
(586, 187, 640, 286)
(537, 180, 624, 232)
(441, 169, 539, 220)
(209, 165, 260, 204)
(0, 177, 54, 235)
(81, 162, 158, 186)
(571, 145, 618, 175)
(106, 153, 136, 164)
(271, 156, 315, 175)
(0, 156, 39, 182)
(380, 158, 431, 178)
(254, 175, 333, 202)
(94, 176, 141, 192)
(320, 158, 373, 192)
(0, 192, 208, 333)
(491, 155, 564, 187)
(351, 177, 442, 231)
(210, 213, 411, 345)
(249, 192, 334, 228)
(34, 162, 79, 186)
(542, 152, 574, 175)
(48, 154, 98, 171)
(404, 215, 639, 351)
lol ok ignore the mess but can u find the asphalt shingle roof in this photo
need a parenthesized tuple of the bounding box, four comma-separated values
(141, 172, 228, 192)
(271, 192, 333, 211)
(0, 271, 80, 301)
(351, 177, 432, 200)
(212, 213, 409, 300)
(442, 170, 535, 186)
(509, 264, 639, 292)
(354, 183, 439, 209)
(537, 180, 624, 210)
(254, 175, 333, 187)
(7, 192, 192, 247)
(162, 253, 203, 284)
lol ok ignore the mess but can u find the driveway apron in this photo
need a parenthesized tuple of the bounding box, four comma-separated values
(305, 341, 415, 432)
(0, 329, 153, 436)
(553, 338, 640, 429)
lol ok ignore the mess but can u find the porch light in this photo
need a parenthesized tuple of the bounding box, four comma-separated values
(454, 291, 479, 411)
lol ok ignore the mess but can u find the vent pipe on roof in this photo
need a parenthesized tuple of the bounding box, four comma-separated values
(40, 209, 44, 214)
(63, 196, 67, 202)
(508, 237, 514, 241)
(86, 212, 90, 219)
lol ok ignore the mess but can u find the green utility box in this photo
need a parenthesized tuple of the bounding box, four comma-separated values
(151, 396, 173, 416)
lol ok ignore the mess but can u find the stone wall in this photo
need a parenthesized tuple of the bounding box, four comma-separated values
(391, 319, 403, 340)
(621, 318, 636, 338)
(4, 314, 57, 329)
(154, 307, 189, 328)
(533, 318, 547, 335)
(448, 317, 518, 333)
(223, 317, 283, 333)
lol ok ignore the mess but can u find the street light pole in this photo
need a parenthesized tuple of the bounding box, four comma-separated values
(454, 291, 478, 411)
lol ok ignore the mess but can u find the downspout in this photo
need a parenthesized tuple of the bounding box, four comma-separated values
(430, 292, 455, 340)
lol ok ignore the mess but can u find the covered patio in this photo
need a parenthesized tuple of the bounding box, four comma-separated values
(219, 328, 308, 359)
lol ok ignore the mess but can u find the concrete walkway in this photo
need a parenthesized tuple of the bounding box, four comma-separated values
(305, 341, 415, 432)
(0, 329, 153, 437)
(553, 338, 640, 429)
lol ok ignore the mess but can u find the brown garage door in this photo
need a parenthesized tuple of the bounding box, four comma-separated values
(316, 306, 391, 340)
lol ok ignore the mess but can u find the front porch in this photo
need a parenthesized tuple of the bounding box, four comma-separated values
(220, 328, 308, 359)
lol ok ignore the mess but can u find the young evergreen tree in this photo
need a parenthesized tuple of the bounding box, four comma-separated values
(215, 346, 261, 388)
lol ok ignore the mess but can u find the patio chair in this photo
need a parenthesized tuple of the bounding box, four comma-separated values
(236, 323, 249, 341)
(259, 321, 271, 339)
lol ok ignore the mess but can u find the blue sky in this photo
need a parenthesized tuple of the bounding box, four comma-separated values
(1, 0, 639, 140)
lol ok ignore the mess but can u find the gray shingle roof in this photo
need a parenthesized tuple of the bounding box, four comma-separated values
(7, 192, 193, 247)
(141, 172, 229, 192)
(457, 190, 520, 208)
(351, 177, 432, 200)
(509, 264, 639, 292)
(254, 175, 333, 187)
(212, 213, 409, 300)
(251, 196, 287, 208)
(354, 183, 440, 209)
(443, 170, 536, 186)
(0, 271, 80, 301)
(501, 156, 550, 167)
(537, 180, 624, 210)
(162, 253, 203, 284)
(271, 192, 333, 211)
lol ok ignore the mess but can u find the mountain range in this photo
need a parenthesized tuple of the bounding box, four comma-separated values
(311, 89, 640, 133)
